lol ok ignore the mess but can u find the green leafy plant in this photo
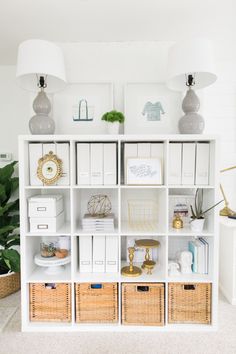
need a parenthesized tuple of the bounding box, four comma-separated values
(0, 162, 20, 275)
(190, 188, 223, 221)
(101, 110, 125, 124)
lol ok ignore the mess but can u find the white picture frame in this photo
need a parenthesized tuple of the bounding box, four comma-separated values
(126, 158, 162, 185)
(124, 82, 182, 134)
(53, 82, 114, 134)
(168, 195, 195, 225)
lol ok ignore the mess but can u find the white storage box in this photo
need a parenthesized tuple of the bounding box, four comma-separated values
(29, 211, 64, 233)
(28, 195, 64, 218)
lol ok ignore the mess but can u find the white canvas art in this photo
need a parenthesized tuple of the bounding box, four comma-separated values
(53, 83, 113, 134)
(124, 83, 182, 134)
(126, 158, 162, 185)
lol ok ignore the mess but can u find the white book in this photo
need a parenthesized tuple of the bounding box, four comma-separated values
(182, 143, 196, 185)
(124, 143, 137, 184)
(105, 236, 118, 273)
(93, 236, 106, 272)
(56, 143, 70, 185)
(168, 143, 182, 185)
(77, 143, 90, 185)
(90, 143, 103, 185)
(151, 143, 164, 184)
(199, 237, 209, 274)
(29, 143, 43, 186)
(103, 143, 117, 185)
(79, 236, 92, 273)
(137, 143, 151, 157)
(82, 213, 114, 223)
(82, 226, 114, 231)
(195, 143, 210, 185)
(196, 239, 205, 274)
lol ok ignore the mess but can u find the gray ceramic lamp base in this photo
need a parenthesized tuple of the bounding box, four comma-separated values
(29, 89, 55, 135)
(178, 87, 205, 134)
(179, 112, 205, 134)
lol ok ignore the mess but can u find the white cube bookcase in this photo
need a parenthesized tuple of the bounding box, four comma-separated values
(19, 134, 219, 332)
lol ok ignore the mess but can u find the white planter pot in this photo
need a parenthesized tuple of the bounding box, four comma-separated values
(190, 218, 205, 233)
(107, 122, 119, 135)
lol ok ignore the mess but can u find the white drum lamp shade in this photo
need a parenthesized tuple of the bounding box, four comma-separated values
(166, 38, 217, 134)
(16, 39, 66, 92)
(166, 38, 217, 91)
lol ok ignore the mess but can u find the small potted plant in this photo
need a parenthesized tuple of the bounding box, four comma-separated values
(0, 162, 20, 298)
(101, 110, 125, 134)
(190, 188, 223, 233)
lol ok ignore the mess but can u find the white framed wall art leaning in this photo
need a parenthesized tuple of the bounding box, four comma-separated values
(124, 82, 182, 134)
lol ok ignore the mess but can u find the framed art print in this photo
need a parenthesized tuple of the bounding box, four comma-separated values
(124, 82, 182, 134)
(53, 82, 113, 134)
(168, 195, 195, 225)
(126, 158, 162, 185)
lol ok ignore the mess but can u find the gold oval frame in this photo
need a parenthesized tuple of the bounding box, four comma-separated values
(37, 151, 63, 185)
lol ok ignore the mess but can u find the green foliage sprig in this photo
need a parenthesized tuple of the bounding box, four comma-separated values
(101, 110, 125, 124)
(190, 188, 223, 221)
(0, 161, 20, 274)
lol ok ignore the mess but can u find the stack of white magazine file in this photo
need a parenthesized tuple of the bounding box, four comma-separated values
(82, 213, 115, 232)
(188, 237, 209, 274)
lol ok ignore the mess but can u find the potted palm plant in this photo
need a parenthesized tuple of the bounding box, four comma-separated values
(0, 161, 20, 298)
(101, 110, 125, 134)
(190, 188, 223, 233)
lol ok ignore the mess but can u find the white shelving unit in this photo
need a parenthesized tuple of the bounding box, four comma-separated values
(19, 134, 219, 332)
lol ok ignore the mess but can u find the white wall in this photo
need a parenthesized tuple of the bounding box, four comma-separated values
(0, 42, 236, 207)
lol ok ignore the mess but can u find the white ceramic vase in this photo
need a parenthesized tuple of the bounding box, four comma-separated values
(190, 218, 205, 233)
(107, 122, 119, 135)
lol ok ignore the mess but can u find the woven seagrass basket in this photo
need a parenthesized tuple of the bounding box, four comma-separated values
(0, 272, 20, 299)
(30, 283, 71, 322)
(168, 282, 212, 324)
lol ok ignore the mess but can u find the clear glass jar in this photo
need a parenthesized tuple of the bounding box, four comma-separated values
(40, 242, 56, 258)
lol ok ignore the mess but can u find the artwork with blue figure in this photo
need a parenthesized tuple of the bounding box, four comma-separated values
(73, 99, 94, 121)
(142, 101, 165, 121)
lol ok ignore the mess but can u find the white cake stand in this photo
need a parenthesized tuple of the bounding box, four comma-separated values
(34, 253, 71, 275)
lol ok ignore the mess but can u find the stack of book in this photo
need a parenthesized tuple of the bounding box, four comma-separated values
(188, 237, 209, 274)
(82, 213, 115, 232)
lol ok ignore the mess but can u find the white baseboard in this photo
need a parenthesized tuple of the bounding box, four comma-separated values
(219, 283, 236, 305)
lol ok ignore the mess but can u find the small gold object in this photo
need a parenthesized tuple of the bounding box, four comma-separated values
(172, 214, 183, 229)
(37, 151, 62, 185)
(121, 247, 142, 277)
(143, 260, 155, 275)
(135, 239, 160, 273)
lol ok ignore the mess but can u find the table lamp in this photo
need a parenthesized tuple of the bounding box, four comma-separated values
(166, 38, 217, 134)
(16, 39, 66, 134)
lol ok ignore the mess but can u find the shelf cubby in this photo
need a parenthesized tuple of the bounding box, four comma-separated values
(72, 187, 119, 234)
(120, 187, 167, 234)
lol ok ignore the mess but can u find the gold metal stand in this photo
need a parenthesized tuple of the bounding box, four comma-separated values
(135, 239, 160, 274)
(220, 166, 236, 217)
(121, 247, 142, 277)
(219, 184, 236, 216)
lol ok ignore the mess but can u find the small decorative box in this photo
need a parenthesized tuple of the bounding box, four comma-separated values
(28, 195, 63, 218)
(29, 211, 65, 233)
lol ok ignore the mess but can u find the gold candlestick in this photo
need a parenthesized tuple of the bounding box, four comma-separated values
(121, 247, 142, 277)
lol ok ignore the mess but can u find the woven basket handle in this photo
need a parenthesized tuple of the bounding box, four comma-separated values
(44, 283, 56, 290)
(183, 284, 196, 291)
(137, 286, 149, 292)
(90, 284, 102, 289)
